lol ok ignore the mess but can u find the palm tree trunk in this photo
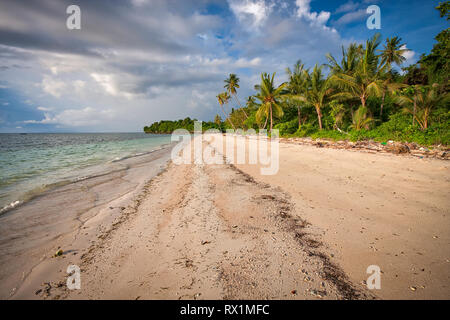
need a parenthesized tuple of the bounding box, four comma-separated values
(412, 96, 416, 126)
(424, 109, 429, 130)
(297, 106, 301, 128)
(219, 105, 235, 130)
(233, 94, 248, 118)
(270, 106, 273, 133)
(316, 106, 323, 130)
(380, 91, 385, 118)
(262, 115, 268, 130)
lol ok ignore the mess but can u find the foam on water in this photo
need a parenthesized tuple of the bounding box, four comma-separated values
(0, 133, 171, 214)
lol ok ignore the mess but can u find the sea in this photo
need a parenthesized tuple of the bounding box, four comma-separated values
(0, 133, 172, 214)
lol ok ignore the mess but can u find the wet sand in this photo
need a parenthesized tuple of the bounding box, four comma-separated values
(0, 147, 173, 299)
(1, 136, 449, 299)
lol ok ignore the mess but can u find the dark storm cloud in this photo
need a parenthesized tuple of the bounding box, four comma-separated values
(0, 0, 209, 56)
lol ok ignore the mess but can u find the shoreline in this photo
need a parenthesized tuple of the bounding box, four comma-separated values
(0, 145, 174, 299)
(0, 143, 173, 217)
(1, 138, 449, 299)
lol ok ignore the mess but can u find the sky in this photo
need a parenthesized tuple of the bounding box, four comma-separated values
(0, 0, 447, 132)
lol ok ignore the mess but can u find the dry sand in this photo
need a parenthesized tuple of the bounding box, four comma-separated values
(2, 137, 449, 300)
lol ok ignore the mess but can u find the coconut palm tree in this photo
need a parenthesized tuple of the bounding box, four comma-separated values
(378, 36, 409, 117)
(216, 92, 236, 129)
(286, 60, 309, 128)
(292, 64, 333, 130)
(395, 84, 449, 130)
(254, 72, 287, 133)
(326, 43, 362, 76)
(329, 34, 384, 110)
(380, 36, 408, 70)
(224, 74, 248, 118)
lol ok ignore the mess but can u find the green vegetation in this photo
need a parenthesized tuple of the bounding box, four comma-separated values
(145, 2, 449, 146)
(143, 118, 221, 133)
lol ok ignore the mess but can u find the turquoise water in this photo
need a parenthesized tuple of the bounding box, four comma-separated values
(0, 133, 172, 213)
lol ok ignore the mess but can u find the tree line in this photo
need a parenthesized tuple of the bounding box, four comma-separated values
(145, 2, 449, 146)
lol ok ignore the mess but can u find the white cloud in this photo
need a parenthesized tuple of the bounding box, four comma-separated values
(334, 9, 367, 26)
(37, 106, 53, 111)
(335, 1, 359, 14)
(401, 45, 415, 62)
(228, 0, 274, 30)
(24, 107, 116, 127)
(295, 0, 334, 31)
(41, 76, 66, 98)
(90, 73, 119, 97)
(196, 33, 208, 41)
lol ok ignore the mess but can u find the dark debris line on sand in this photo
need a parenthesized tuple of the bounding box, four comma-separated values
(229, 164, 375, 300)
(281, 137, 449, 160)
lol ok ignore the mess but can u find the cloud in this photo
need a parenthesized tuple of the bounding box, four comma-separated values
(0, 0, 359, 132)
(24, 107, 115, 127)
(228, 0, 275, 31)
(41, 75, 66, 98)
(295, 0, 332, 29)
(334, 9, 367, 26)
(335, 1, 360, 14)
(401, 45, 415, 62)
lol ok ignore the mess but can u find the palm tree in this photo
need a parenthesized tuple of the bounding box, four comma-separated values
(224, 74, 248, 118)
(350, 106, 374, 130)
(216, 92, 236, 129)
(380, 36, 408, 70)
(292, 64, 333, 130)
(286, 60, 308, 128)
(214, 114, 223, 131)
(329, 34, 384, 110)
(395, 84, 449, 130)
(378, 36, 409, 117)
(254, 72, 287, 133)
(326, 43, 362, 76)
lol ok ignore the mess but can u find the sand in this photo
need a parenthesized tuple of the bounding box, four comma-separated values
(1, 137, 449, 300)
(0, 147, 173, 299)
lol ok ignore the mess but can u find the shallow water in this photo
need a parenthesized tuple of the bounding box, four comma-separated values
(0, 133, 171, 213)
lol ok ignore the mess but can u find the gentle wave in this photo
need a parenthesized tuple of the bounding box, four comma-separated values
(0, 139, 172, 216)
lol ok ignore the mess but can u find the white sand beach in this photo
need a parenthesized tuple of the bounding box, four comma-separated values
(1, 138, 449, 300)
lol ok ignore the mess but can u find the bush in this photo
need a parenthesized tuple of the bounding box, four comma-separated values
(274, 118, 298, 135)
(293, 123, 318, 137)
(310, 130, 347, 141)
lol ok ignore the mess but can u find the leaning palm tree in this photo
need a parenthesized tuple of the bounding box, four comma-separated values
(292, 64, 333, 130)
(216, 92, 236, 129)
(330, 34, 384, 110)
(224, 74, 248, 118)
(254, 72, 287, 133)
(395, 84, 449, 130)
(378, 36, 409, 117)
